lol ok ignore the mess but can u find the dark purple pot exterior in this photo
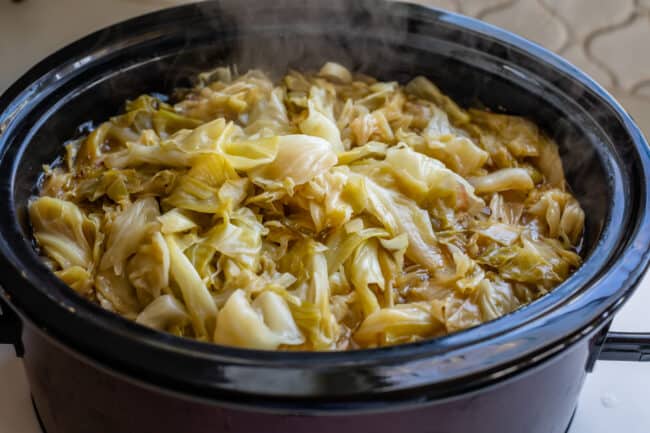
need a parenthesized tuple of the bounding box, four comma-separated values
(1, 1, 650, 433)
(23, 319, 587, 433)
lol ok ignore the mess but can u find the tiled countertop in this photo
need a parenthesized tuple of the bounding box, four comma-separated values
(411, 0, 650, 139)
(1, 1, 649, 432)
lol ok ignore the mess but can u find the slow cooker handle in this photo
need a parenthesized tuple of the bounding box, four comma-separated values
(0, 297, 23, 356)
(599, 332, 650, 362)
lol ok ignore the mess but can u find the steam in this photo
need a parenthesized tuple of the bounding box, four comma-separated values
(189, 0, 419, 80)
(111, 0, 610, 255)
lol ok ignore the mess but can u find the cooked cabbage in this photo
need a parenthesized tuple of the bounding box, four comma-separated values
(136, 294, 190, 332)
(166, 234, 218, 340)
(29, 197, 95, 270)
(99, 197, 160, 275)
(30, 62, 584, 350)
(214, 289, 304, 350)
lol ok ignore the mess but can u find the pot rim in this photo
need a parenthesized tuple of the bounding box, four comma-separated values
(0, 0, 649, 404)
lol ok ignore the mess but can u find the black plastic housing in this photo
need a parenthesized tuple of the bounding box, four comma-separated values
(0, 1, 649, 432)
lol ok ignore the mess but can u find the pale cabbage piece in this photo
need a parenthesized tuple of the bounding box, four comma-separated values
(356, 82, 399, 111)
(87, 213, 105, 267)
(127, 231, 170, 305)
(384, 145, 484, 211)
(337, 141, 387, 165)
(476, 222, 521, 246)
(477, 234, 580, 289)
(444, 295, 483, 333)
(378, 232, 408, 265)
(252, 291, 305, 344)
(325, 226, 389, 274)
(136, 294, 190, 331)
(103, 95, 203, 142)
(214, 289, 304, 350)
(488, 193, 524, 226)
(163, 154, 239, 214)
(39, 165, 74, 200)
(76, 122, 110, 167)
(299, 86, 344, 153)
(469, 109, 541, 158)
(218, 136, 278, 170)
(184, 242, 217, 282)
(288, 167, 357, 232)
(348, 109, 373, 146)
(318, 62, 352, 84)
(166, 234, 218, 340)
(204, 207, 266, 269)
(29, 197, 94, 270)
(277, 239, 339, 348)
(349, 109, 397, 147)
(469, 168, 534, 194)
(104, 131, 193, 169)
(95, 269, 141, 318)
(249, 134, 338, 186)
(434, 243, 476, 285)
(197, 66, 233, 85)
(218, 259, 257, 295)
(350, 110, 395, 145)
(346, 238, 384, 316)
(106, 119, 242, 169)
(30, 62, 584, 351)
(218, 178, 250, 214)
(173, 230, 203, 253)
(176, 69, 275, 121)
(477, 278, 521, 321)
(158, 209, 198, 234)
(100, 197, 160, 275)
(55, 266, 93, 296)
(455, 261, 487, 295)
(307, 241, 340, 348)
(527, 189, 585, 246)
(363, 177, 445, 271)
(420, 106, 489, 175)
(405, 76, 470, 124)
(245, 87, 293, 136)
(354, 303, 442, 347)
(74, 169, 140, 205)
(176, 116, 238, 153)
(560, 201, 585, 247)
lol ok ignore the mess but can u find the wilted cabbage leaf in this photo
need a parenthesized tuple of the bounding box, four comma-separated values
(100, 197, 160, 275)
(249, 134, 337, 187)
(299, 86, 344, 153)
(166, 234, 218, 340)
(354, 303, 443, 347)
(127, 231, 170, 305)
(29, 197, 95, 270)
(214, 289, 304, 350)
(136, 294, 190, 332)
(30, 62, 584, 351)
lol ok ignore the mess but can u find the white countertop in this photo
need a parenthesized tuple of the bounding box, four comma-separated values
(1, 1, 649, 432)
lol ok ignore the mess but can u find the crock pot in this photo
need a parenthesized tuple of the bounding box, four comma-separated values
(1, 1, 650, 432)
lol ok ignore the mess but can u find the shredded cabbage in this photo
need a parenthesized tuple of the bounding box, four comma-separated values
(30, 62, 584, 350)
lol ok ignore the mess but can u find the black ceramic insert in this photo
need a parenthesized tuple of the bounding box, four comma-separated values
(0, 2, 649, 433)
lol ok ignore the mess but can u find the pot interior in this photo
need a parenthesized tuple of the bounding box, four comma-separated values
(12, 23, 613, 259)
(1, 0, 644, 402)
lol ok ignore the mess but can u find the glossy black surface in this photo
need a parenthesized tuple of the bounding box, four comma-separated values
(600, 332, 650, 361)
(0, 0, 649, 410)
(0, 298, 22, 355)
(23, 320, 585, 433)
